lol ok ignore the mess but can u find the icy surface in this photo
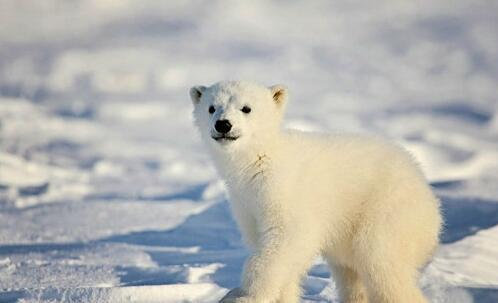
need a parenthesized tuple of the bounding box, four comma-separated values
(0, 1, 497, 302)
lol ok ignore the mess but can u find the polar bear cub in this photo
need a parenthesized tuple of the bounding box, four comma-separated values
(189, 81, 442, 303)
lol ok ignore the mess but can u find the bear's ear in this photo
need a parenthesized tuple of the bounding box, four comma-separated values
(189, 85, 207, 104)
(269, 84, 288, 106)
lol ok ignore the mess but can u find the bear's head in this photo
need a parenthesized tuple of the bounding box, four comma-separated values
(190, 81, 287, 152)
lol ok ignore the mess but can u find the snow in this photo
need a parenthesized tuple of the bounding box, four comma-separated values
(0, 0, 497, 302)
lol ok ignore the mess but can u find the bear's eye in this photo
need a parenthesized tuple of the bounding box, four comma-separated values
(241, 106, 251, 114)
(208, 106, 215, 114)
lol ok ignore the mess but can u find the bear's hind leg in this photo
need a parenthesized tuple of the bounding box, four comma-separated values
(361, 263, 427, 303)
(354, 231, 428, 303)
(328, 262, 368, 303)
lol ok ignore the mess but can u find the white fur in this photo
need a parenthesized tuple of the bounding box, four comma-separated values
(190, 81, 442, 303)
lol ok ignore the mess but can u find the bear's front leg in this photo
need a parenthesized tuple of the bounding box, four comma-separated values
(236, 225, 319, 303)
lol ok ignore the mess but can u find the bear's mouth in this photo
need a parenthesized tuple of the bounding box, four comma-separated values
(212, 135, 239, 142)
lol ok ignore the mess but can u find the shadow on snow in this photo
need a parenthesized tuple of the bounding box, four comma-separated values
(1, 194, 498, 300)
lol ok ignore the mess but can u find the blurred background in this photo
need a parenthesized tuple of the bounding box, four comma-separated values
(0, 1, 497, 302)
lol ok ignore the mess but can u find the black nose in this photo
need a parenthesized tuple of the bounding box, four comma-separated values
(215, 120, 232, 134)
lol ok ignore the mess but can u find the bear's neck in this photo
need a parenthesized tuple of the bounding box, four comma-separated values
(210, 137, 280, 183)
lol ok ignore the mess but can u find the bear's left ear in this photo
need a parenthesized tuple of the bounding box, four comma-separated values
(189, 85, 207, 104)
(269, 85, 288, 106)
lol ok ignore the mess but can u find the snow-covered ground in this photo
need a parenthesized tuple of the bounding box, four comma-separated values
(1, 1, 497, 302)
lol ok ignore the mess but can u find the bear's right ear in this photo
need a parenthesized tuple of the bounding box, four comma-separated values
(189, 86, 207, 104)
